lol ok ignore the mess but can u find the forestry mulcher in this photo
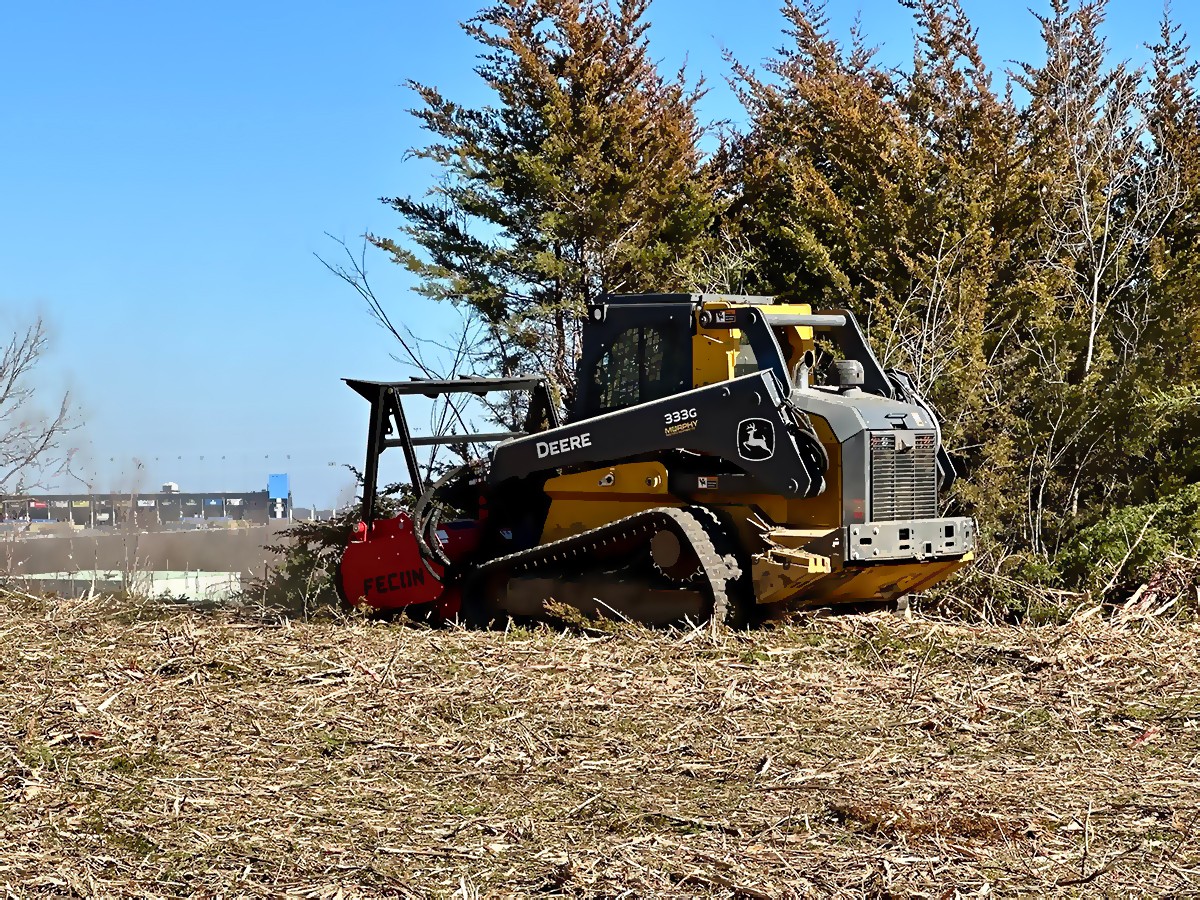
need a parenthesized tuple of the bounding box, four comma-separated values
(337, 293, 975, 625)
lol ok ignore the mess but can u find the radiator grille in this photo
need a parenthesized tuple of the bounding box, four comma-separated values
(869, 431, 938, 521)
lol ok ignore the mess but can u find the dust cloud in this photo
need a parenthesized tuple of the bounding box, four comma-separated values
(1, 525, 288, 580)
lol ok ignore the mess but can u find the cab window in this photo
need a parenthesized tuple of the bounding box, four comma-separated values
(592, 325, 684, 413)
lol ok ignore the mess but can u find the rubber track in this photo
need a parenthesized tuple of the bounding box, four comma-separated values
(478, 506, 739, 625)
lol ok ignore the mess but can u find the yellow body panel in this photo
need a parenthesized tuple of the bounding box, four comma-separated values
(692, 301, 741, 387)
(804, 418, 847, 528)
(789, 554, 974, 606)
(691, 419, 845, 532)
(752, 545, 833, 606)
(692, 300, 822, 389)
(541, 461, 679, 543)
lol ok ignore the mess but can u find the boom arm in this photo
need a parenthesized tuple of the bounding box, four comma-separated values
(489, 371, 829, 498)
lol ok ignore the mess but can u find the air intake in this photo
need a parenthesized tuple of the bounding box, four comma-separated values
(869, 432, 938, 521)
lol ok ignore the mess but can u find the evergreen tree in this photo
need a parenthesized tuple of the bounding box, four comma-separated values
(724, 0, 1200, 602)
(1138, 8, 1200, 497)
(372, 0, 714, 404)
(725, 0, 1020, 534)
(360, 0, 1200, 612)
(1011, 0, 1184, 555)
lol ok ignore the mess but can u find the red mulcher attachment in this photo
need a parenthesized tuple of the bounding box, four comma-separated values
(336, 376, 559, 619)
(336, 514, 484, 617)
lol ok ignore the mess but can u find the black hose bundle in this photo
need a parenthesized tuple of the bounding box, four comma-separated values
(411, 459, 484, 572)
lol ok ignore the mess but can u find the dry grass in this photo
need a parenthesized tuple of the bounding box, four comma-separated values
(1, 591, 1198, 898)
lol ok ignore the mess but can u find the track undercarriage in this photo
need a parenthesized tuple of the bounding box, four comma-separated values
(469, 506, 749, 627)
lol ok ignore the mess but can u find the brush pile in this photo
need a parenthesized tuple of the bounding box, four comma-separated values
(1, 591, 1197, 897)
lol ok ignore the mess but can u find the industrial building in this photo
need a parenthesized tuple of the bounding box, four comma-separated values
(0, 474, 292, 528)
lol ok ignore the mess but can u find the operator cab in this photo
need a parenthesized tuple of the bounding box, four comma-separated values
(574, 292, 957, 494)
(573, 294, 695, 420)
(574, 293, 865, 421)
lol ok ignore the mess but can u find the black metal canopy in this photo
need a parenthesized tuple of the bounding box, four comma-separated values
(344, 376, 559, 526)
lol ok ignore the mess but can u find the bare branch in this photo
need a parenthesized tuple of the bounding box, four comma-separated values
(0, 318, 74, 495)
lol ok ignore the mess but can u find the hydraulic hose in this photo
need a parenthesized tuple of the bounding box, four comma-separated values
(412, 459, 483, 571)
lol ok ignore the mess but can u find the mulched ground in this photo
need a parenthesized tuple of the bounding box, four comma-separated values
(1, 590, 1197, 898)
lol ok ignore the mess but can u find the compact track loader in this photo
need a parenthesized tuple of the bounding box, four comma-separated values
(337, 293, 975, 625)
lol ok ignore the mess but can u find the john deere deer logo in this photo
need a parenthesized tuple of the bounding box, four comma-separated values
(737, 418, 775, 461)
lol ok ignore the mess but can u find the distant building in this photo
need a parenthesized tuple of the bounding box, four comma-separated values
(0, 474, 292, 528)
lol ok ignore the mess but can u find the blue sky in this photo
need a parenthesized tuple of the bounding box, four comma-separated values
(0, 0, 1189, 506)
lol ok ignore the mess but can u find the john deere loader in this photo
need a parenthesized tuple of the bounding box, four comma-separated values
(336, 293, 975, 625)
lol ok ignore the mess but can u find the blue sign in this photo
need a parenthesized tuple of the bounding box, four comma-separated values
(268, 473, 289, 500)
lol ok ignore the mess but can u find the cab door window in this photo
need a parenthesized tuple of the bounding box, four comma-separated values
(593, 325, 683, 413)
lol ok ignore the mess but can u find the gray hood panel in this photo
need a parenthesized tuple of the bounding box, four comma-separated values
(789, 388, 934, 441)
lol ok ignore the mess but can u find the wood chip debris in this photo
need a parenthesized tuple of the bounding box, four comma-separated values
(0, 590, 1197, 897)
